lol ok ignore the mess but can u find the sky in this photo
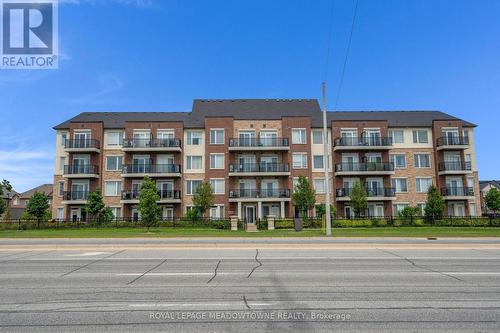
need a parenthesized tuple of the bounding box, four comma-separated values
(1, 0, 499, 192)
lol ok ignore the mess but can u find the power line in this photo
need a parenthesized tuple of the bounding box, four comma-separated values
(334, 0, 359, 109)
(323, 0, 336, 82)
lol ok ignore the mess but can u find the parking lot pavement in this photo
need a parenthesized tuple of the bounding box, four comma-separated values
(0, 240, 499, 332)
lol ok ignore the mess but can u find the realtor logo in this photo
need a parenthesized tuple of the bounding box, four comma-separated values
(1, 0, 58, 69)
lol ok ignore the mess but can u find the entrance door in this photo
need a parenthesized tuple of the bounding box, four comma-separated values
(70, 208, 80, 222)
(245, 206, 255, 224)
(345, 206, 353, 219)
(364, 130, 381, 146)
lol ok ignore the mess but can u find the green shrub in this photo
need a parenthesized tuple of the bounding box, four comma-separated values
(373, 219, 387, 227)
(413, 219, 425, 227)
(275, 218, 294, 229)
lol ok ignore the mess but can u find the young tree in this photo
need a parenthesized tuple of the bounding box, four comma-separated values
(349, 181, 368, 217)
(192, 181, 214, 218)
(292, 176, 316, 218)
(138, 176, 161, 231)
(485, 187, 500, 214)
(399, 206, 421, 219)
(315, 203, 336, 219)
(86, 189, 113, 225)
(424, 185, 445, 221)
(0, 179, 12, 218)
(26, 192, 50, 228)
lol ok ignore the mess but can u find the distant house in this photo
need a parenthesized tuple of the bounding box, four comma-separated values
(479, 180, 500, 214)
(9, 184, 53, 219)
(1, 189, 18, 219)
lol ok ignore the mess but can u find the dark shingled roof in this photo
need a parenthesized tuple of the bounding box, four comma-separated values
(53, 99, 476, 129)
(19, 184, 53, 199)
(479, 180, 500, 192)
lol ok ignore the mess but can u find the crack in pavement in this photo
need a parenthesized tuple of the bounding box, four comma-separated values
(1, 251, 54, 263)
(377, 249, 463, 282)
(247, 249, 262, 278)
(127, 258, 168, 285)
(206, 260, 222, 284)
(243, 295, 251, 309)
(61, 250, 126, 277)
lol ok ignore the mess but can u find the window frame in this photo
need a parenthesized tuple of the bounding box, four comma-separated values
(313, 178, 326, 194)
(390, 154, 406, 169)
(105, 155, 123, 171)
(209, 129, 224, 145)
(291, 128, 307, 144)
(392, 177, 408, 193)
(104, 181, 121, 197)
(312, 130, 324, 145)
(209, 178, 225, 195)
(186, 155, 203, 170)
(186, 180, 202, 195)
(412, 129, 429, 144)
(209, 153, 225, 169)
(416, 177, 433, 193)
(389, 129, 405, 144)
(313, 155, 324, 169)
(187, 130, 203, 145)
(292, 152, 308, 169)
(106, 131, 122, 147)
(414, 153, 431, 168)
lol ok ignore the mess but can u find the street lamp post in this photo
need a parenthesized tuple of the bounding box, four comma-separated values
(322, 82, 332, 236)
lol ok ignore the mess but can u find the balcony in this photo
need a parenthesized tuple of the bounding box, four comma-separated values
(441, 187, 475, 199)
(64, 139, 100, 153)
(63, 165, 99, 178)
(438, 161, 472, 175)
(121, 190, 181, 203)
(61, 191, 89, 204)
(336, 187, 396, 201)
(122, 138, 182, 152)
(334, 137, 392, 150)
(228, 188, 291, 202)
(228, 163, 290, 176)
(334, 162, 394, 176)
(121, 164, 181, 178)
(228, 138, 289, 151)
(436, 136, 469, 150)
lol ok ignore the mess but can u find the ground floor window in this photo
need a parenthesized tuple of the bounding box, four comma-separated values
(368, 203, 384, 217)
(469, 203, 477, 217)
(263, 204, 280, 218)
(163, 207, 174, 220)
(448, 202, 465, 217)
(209, 205, 224, 219)
(393, 203, 409, 216)
(110, 207, 121, 219)
(57, 208, 64, 220)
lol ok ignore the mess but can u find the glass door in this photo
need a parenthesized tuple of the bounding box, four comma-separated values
(442, 129, 459, 145)
(239, 155, 256, 172)
(364, 130, 381, 146)
(340, 130, 357, 146)
(261, 155, 278, 172)
(342, 154, 358, 171)
(133, 155, 150, 173)
(239, 131, 256, 147)
(74, 131, 91, 148)
(260, 130, 277, 146)
(157, 181, 174, 199)
(245, 206, 255, 224)
(72, 155, 90, 174)
(133, 131, 150, 148)
(446, 177, 463, 196)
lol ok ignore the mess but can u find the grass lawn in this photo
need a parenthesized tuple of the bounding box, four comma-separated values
(1, 227, 500, 238)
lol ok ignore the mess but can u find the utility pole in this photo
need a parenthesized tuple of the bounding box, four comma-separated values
(322, 82, 332, 236)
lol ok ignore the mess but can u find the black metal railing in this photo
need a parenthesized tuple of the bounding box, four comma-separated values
(228, 137, 289, 148)
(436, 136, 469, 146)
(438, 161, 472, 171)
(335, 162, 394, 172)
(229, 163, 289, 173)
(229, 188, 290, 198)
(121, 190, 181, 200)
(63, 165, 99, 175)
(441, 187, 474, 196)
(62, 191, 89, 201)
(122, 138, 181, 148)
(121, 164, 181, 174)
(336, 187, 396, 198)
(334, 136, 392, 147)
(64, 139, 100, 149)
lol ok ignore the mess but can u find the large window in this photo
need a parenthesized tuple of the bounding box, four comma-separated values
(313, 155, 324, 169)
(186, 180, 202, 195)
(210, 179, 225, 194)
(58, 181, 64, 196)
(106, 156, 123, 171)
(313, 178, 326, 193)
(209, 154, 224, 169)
(389, 129, 404, 144)
(292, 129, 307, 144)
(210, 129, 224, 144)
(186, 155, 202, 170)
(106, 131, 122, 146)
(412, 130, 428, 143)
(414, 153, 431, 168)
(210, 205, 225, 219)
(104, 181, 121, 196)
(187, 131, 203, 145)
(416, 178, 432, 193)
(292, 153, 308, 169)
(392, 178, 408, 193)
(110, 207, 121, 219)
(312, 130, 323, 144)
(393, 203, 409, 216)
(390, 154, 406, 169)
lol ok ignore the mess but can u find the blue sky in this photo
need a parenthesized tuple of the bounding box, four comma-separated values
(1, 0, 499, 192)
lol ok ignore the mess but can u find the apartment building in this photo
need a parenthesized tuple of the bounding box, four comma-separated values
(52, 99, 481, 221)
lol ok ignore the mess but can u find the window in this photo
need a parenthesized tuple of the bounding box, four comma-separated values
(412, 130, 428, 143)
(392, 178, 408, 192)
(210, 205, 225, 219)
(389, 129, 404, 144)
(210, 179, 225, 194)
(110, 207, 121, 219)
(313, 178, 326, 194)
(104, 181, 121, 196)
(187, 131, 203, 145)
(210, 154, 224, 169)
(106, 131, 122, 146)
(467, 176, 474, 188)
(186, 156, 202, 170)
(57, 181, 64, 197)
(469, 203, 477, 217)
(56, 208, 64, 220)
(313, 155, 324, 169)
(416, 178, 432, 193)
(292, 153, 308, 169)
(312, 130, 323, 144)
(414, 153, 431, 168)
(293, 177, 299, 191)
(210, 129, 224, 144)
(393, 203, 409, 216)
(186, 180, 202, 195)
(59, 156, 66, 172)
(106, 156, 123, 171)
(463, 129, 470, 144)
(390, 154, 406, 169)
(417, 203, 426, 215)
(292, 129, 306, 144)
(61, 132, 67, 146)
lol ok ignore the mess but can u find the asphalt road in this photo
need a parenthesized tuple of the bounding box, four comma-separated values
(0, 238, 499, 332)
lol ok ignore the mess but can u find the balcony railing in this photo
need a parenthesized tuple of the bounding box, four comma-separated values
(121, 164, 181, 174)
(436, 136, 469, 147)
(121, 190, 181, 200)
(62, 191, 89, 201)
(63, 165, 99, 175)
(228, 137, 289, 148)
(438, 161, 472, 172)
(441, 187, 474, 197)
(334, 137, 392, 147)
(64, 139, 100, 149)
(335, 162, 394, 172)
(122, 138, 181, 148)
(229, 188, 290, 198)
(229, 163, 289, 173)
(336, 187, 396, 198)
